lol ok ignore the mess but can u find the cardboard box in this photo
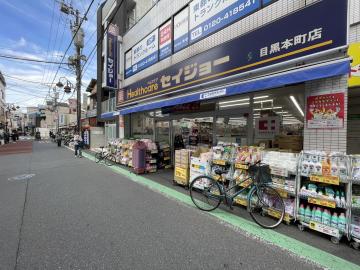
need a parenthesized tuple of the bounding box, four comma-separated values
(174, 166, 189, 185)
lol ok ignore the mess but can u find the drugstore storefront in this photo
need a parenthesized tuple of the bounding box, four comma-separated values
(118, 0, 349, 159)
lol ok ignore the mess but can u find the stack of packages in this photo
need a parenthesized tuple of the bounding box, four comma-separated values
(174, 149, 191, 185)
(189, 148, 212, 189)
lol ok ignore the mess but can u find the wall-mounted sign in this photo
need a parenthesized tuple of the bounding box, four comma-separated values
(159, 19, 172, 60)
(131, 29, 158, 74)
(255, 116, 280, 139)
(174, 7, 189, 53)
(125, 51, 132, 78)
(348, 42, 360, 87)
(106, 24, 119, 88)
(189, 0, 261, 43)
(306, 93, 345, 129)
(120, 0, 347, 105)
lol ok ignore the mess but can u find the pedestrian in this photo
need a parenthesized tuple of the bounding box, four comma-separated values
(56, 132, 62, 147)
(73, 132, 83, 157)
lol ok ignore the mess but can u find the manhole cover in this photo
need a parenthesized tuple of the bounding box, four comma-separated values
(8, 174, 35, 181)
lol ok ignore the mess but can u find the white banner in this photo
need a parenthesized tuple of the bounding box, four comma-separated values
(125, 50, 132, 77)
(131, 29, 158, 73)
(174, 7, 189, 52)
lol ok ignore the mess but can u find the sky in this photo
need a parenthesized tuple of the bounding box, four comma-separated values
(0, 0, 103, 110)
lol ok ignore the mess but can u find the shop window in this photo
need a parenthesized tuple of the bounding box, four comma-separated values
(131, 112, 154, 139)
(216, 116, 247, 145)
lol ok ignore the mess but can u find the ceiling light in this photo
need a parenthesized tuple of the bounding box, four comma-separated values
(220, 102, 250, 108)
(290, 96, 304, 117)
(282, 114, 293, 117)
(219, 98, 249, 105)
(274, 111, 289, 114)
(253, 106, 282, 111)
(253, 95, 269, 100)
(253, 99, 273, 104)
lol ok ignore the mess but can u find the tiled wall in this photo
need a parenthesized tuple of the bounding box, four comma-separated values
(303, 75, 348, 153)
(122, 0, 311, 86)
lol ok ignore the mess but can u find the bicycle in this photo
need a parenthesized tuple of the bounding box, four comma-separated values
(189, 161, 285, 229)
(94, 146, 117, 166)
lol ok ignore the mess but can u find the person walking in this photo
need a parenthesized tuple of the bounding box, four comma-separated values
(56, 132, 62, 147)
(73, 132, 83, 157)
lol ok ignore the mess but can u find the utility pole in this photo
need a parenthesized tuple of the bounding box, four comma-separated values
(59, 1, 86, 133)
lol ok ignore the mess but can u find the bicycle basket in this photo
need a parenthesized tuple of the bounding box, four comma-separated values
(248, 164, 272, 184)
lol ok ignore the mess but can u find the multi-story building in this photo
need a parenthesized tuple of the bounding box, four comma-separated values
(97, 0, 360, 157)
(0, 71, 6, 130)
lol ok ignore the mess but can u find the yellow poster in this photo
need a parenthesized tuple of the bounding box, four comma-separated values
(349, 42, 360, 87)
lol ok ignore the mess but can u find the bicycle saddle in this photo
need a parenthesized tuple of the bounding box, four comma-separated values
(214, 169, 228, 175)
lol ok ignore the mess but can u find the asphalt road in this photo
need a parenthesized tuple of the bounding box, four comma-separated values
(0, 140, 347, 269)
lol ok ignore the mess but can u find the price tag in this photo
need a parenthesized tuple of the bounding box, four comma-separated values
(309, 221, 339, 237)
(238, 179, 252, 187)
(235, 198, 247, 206)
(310, 175, 340, 185)
(268, 209, 291, 222)
(308, 197, 336, 208)
(235, 163, 249, 170)
(213, 159, 226, 166)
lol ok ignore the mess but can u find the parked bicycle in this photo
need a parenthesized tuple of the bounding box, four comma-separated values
(94, 146, 117, 166)
(189, 161, 285, 229)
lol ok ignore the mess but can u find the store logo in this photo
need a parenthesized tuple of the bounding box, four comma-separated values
(200, 88, 226, 100)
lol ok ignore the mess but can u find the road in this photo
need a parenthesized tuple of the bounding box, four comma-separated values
(0, 140, 357, 270)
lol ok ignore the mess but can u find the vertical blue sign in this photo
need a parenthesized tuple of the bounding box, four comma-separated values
(106, 24, 118, 88)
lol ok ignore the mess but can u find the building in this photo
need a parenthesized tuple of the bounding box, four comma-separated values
(97, 0, 360, 159)
(0, 72, 6, 131)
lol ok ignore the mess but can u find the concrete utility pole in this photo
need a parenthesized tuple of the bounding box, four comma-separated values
(59, 1, 86, 133)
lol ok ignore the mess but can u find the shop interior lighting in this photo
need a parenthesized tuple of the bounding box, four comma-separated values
(290, 95, 304, 117)
(219, 98, 249, 105)
(253, 99, 273, 104)
(253, 106, 282, 111)
(219, 102, 250, 108)
(274, 111, 289, 114)
(253, 95, 269, 100)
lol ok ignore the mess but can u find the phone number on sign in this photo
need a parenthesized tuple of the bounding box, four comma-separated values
(204, 0, 257, 32)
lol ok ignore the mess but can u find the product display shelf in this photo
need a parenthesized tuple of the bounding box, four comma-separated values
(157, 142, 172, 169)
(349, 155, 360, 250)
(296, 151, 351, 244)
(145, 149, 158, 173)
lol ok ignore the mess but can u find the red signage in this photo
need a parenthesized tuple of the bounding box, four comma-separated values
(306, 93, 345, 129)
(159, 22, 171, 46)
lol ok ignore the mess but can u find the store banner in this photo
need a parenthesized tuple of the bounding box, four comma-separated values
(159, 20, 172, 60)
(125, 51, 132, 78)
(106, 24, 119, 88)
(189, 0, 261, 43)
(174, 7, 190, 53)
(131, 29, 159, 74)
(121, 0, 347, 105)
(348, 42, 360, 87)
(306, 93, 345, 129)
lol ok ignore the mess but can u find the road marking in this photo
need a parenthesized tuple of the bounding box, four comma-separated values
(8, 174, 36, 181)
(79, 151, 359, 270)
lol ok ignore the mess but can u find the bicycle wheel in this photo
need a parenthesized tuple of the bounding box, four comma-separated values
(95, 152, 102, 163)
(105, 155, 116, 166)
(248, 184, 285, 229)
(189, 175, 222, 211)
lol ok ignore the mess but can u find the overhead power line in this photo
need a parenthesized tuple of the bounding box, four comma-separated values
(3, 74, 54, 86)
(0, 54, 66, 64)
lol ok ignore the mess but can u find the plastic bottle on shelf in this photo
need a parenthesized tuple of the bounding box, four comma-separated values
(315, 207, 323, 223)
(305, 205, 312, 223)
(311, 207, 316, 221)
(338, 213, 346, 232)
(331, 158, 339, 177)
(331, 212, 338, 228)
(335, 191, 341, 206)
(340, 191, 346, 208)
(315, 160, 322, 175)
(298, 204, 305, 221)
(322, 209, 331, 226)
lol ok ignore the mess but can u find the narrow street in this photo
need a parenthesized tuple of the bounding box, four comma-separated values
(0, 140, 327, 270)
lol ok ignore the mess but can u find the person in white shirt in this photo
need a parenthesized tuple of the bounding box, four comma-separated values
(73, 132, 83, 157)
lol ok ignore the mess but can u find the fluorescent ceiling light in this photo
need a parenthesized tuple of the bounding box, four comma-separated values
(254, 99, 273, 104)
(219, 98, 249, 105)
(253, 106, 282, 111)
(253, 95, 269, 100)
(274, 111, 289, 114)
(290, 96, 304, 117)
(220, 102, 250, 108)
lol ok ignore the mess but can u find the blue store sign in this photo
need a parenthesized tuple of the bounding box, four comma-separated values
(106, 24, 118, 89)
(120, 0, 347, 105)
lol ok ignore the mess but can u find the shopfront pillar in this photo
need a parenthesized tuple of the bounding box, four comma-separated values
(247, 95, 254, 146)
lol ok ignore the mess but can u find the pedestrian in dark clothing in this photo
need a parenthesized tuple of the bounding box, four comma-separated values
(56, 133, 62, 147)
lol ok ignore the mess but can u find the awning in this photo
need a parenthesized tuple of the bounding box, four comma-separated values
(100, 111, 120, 119)
(119, 59, 350, 115)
